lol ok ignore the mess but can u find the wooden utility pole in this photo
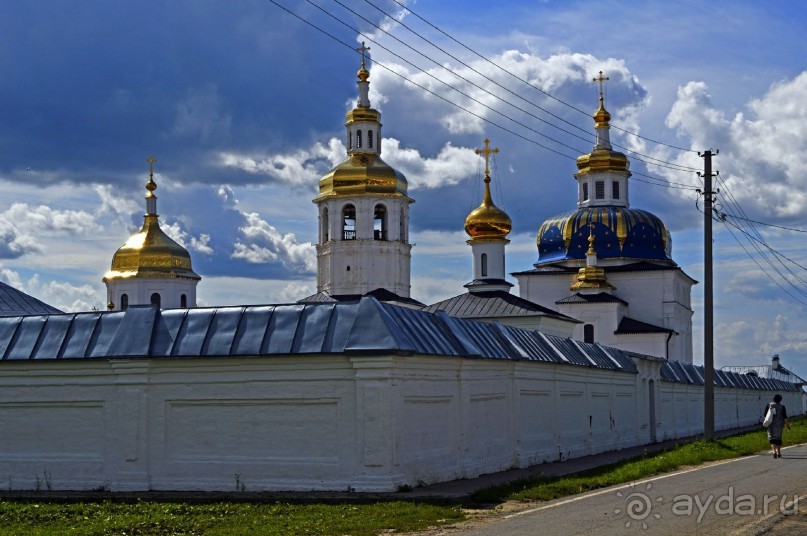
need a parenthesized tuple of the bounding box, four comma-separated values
(699, 149, 718, 440)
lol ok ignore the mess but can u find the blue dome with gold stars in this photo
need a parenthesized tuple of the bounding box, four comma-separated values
(536, 206, 672, 264)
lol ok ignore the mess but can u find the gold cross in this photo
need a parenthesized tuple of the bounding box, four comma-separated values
(593, 70, 609, 101)
(474, 138, 499, 178)
(356, 41, 370, 68)
(147, 155, 157, 177)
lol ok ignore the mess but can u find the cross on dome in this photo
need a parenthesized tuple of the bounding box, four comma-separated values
(146, 155, 158, 193)
(355, 41, 370, 69)
(593, 70, 609, 104)
(474, 138, 499, 181)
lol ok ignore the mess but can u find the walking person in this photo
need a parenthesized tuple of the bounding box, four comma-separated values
(764, 394, 790, 458)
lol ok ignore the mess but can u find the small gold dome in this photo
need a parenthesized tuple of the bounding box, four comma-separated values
(464, 177, 512, 240)
(103, 215, 201, 281)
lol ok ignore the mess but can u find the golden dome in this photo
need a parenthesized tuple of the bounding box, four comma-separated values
(104, 166, 200, 282)
(316, 153, 409, 200)
(103, 215, 200, 281)
(576, 148, 629, 175)
(464, 176, 512, 240)
(575, 73, 630, 176)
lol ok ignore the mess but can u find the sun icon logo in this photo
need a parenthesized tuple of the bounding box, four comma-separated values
(614, 482, 663, 530)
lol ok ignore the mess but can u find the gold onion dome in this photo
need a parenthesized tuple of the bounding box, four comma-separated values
(316, 48, 408, 200)
(464, 179, 512, 240)
(103, 163, 200, 282)
(575, 73, 629, 176)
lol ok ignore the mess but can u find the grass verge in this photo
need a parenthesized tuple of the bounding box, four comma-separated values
(0, 500, 465, 536)
(474, 417, 807, 503)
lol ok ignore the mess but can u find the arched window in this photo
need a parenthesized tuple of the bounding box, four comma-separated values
(321, 207, 329, 243)
(181, 294, 187, 308)
(348, 131, 352, 150)
(150, 293, 161, 307)
(342, 204, 356, 240)
(368, 130, 373, 148)
(584, 324, 594, 343)
(120, 293, 129, 311)
(356, 130, 362, 148)
(373, 204, 387, 240)
(481, 253, 488, 277)
(582, 183, 589, 201)
(612, 181, 620, 200)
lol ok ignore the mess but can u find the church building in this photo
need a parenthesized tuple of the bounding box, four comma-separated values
(514, 74, 696, 362)
(301, 46, 420, 308)
(103, 157, 201, 311)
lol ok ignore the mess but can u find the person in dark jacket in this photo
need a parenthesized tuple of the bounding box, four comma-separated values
(765, 394, 790, 458)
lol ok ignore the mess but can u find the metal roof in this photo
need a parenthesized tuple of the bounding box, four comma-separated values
(0, 296, 794, 394)
(0, 297, 637, 375)
(659, 361, 799, 392)
(0, 281, 62, 317)
(424, 290, 577, 321)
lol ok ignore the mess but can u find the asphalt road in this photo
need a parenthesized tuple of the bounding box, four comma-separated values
(456, 444, 807, 536)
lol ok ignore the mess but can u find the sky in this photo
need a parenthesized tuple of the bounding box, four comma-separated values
(1, 1, 806, 374)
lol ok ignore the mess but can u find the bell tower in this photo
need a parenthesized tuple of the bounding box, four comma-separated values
(312, 44, 414, 298)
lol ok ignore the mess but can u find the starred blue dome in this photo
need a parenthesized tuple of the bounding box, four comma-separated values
(536, 207, 672, 264)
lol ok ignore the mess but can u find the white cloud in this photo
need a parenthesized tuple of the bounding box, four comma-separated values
(232, 212, 316, 273)
(217, 138, 344, 187)
(0, 203, 99, 259)
(160, 221, 215, 256)
(382, 139, 479, 189)
(663, 71, 807, 219)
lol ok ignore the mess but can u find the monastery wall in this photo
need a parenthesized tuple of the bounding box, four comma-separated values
(0, 352, 798, 493)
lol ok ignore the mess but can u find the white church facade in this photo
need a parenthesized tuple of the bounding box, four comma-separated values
(0, 62, 802, 494)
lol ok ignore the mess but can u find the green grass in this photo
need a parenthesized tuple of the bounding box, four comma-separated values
(0, 500, 465, 536)
(474, 417, 807, 503)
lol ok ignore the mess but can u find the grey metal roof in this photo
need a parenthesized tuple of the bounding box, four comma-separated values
(0, 297, 639, 375)
(0, 281, 62, 317)
(424, 290, 578, 322)
(660, 361, 799, 392)
(298, 288, 425, 308)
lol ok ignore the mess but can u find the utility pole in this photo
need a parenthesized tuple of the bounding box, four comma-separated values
(699, 149, 718, 440)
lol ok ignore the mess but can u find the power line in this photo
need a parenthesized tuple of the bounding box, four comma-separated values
(387, 0, 699, 155)
(359, 0, 700, 173)
(267, 0, 701, 192)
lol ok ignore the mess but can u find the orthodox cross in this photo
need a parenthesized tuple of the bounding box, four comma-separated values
(593, 70, 609, 102)
(147, 155, 157, 178)
(474, 138, 499, 180)
(356, 41, 370, 68)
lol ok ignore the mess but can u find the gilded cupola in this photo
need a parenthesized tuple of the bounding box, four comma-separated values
(316, 43, 409, 201)
(464, 139, 511, 241)
(575, 71, 630, 176)
(103, 158, 200, 282)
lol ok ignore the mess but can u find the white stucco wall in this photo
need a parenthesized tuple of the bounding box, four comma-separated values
(0, 355, 799, 492)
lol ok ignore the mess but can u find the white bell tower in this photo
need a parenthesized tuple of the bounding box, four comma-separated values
(313, 44, 414, 298)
